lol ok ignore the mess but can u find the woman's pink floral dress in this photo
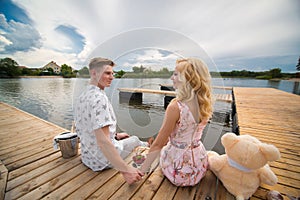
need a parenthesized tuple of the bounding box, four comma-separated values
(160, 101, 208, 186)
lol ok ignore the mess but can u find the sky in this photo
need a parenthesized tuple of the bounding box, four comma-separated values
(0, 0, 299, 72)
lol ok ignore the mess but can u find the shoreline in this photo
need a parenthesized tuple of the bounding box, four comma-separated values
(19, 76, 63, 78)
(286, 78, 300, 82)
(4, 76, 300, 82)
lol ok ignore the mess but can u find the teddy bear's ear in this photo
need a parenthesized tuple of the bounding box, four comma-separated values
(221, 132, 238, 147)
(259, 143, 281, 161)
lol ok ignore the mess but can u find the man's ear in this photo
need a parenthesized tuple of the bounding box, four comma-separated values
(90, 69, 96, 76)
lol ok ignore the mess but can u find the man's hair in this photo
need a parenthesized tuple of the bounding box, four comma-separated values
(88, 57, 115, 70)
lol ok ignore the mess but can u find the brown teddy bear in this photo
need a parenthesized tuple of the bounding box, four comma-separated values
(208, 132, 281, 200)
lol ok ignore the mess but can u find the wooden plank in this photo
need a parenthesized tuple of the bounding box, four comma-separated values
(16, 163, 88, 200)
(215, 182, 235, 200)
(260, 183, 300, 198)
(108, 173, 148, 200)
(131, 168, 165, 200)
(275, 175, 300, 189)
(276, 157, 300, 167)
(270, 162, 300, 174)
(40, 169, 99, 200)
(195, 170, 216, 200)
(65, 150, 136, 200)
(0, 161, 8, 200)
(6, 153, 72, 191)
(4, 147, 59, 171)
(1, 137, 58, 160)
(194, 170, 217, 200)
(5, 156, 83, 199)
(98, 148, 152, 200)
(0, 102, 68, 132)
(152, 178, 178, 200)
(173, 186, 197, 200)
(0, 125, 58, 149)
(80, 171, 123, 200)
(90, 173, 125, 199)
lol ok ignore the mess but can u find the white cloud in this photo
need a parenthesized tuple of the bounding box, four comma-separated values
(0, 14, 42, 53)
(3, 48, 78, 68)
(183, 1, 300, 58)
(0, 35, 12, 51)
(1, 0, 299, 72)
(114, 49, 179, 71)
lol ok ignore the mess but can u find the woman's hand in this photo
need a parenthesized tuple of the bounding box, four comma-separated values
(115, 132, 130, 140)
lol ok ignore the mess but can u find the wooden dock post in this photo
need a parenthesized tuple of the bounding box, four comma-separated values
(163, 96, 174, 109)
(160, 85, 175, 109)
(118, 88, 176, 107)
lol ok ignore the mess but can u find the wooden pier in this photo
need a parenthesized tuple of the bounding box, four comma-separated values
(233, 88, 300, 199)
(0, 102, 233, 200)
(0, 87, 299, 199)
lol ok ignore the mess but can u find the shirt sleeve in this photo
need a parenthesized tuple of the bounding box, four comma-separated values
(91, 94, 115, 131)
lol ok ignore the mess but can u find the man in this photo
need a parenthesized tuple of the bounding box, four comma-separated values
(74, 57, 147, 184)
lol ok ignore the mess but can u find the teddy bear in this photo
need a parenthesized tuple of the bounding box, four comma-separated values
(207, 132, 281, 200)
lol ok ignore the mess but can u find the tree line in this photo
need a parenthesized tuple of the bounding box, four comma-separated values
(1, 57, 299, 79)
(211, 68, 296, 79)
(0, 57, 77, 78)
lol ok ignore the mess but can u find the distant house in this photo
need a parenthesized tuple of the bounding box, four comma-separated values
(18, 66, 28, 69)
(41, 61, 61, 74)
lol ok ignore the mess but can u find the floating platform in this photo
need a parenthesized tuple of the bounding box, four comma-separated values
(118, 87, 232, 109)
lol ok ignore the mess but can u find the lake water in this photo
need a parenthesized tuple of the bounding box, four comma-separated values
(0, 77, 298, 153)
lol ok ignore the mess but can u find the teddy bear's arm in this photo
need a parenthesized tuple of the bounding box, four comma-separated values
(258, 164, 278, 186)
(207, 151, 226, 172)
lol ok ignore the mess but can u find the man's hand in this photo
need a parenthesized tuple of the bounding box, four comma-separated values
(95, 127, 142, 184)
(115, 132, 130, 140)
(120, 167, 143, 184)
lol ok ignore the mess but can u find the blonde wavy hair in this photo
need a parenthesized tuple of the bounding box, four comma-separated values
(175, 58, 213, 121)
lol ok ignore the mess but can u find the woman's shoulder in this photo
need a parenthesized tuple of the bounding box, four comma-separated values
(165, 99, 180, 122)
(171, 99, 187, 110)
(166, 99, 180, 112)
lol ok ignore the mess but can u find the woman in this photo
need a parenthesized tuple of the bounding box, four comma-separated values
(141, 58, 213, 186)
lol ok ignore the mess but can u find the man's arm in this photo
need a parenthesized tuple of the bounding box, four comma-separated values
(94, 126, 142, 184)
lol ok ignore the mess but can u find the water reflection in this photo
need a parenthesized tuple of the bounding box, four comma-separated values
(293, 82, 300, 94)
(0, 79, 21, 101)
(0, 77, 298, 140)
(267, 79, 280, 88)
